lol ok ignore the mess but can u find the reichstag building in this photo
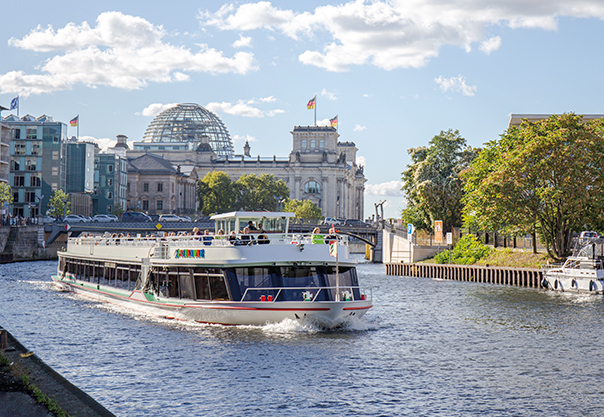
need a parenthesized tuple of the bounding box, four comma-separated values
(124, 103, 366, 220)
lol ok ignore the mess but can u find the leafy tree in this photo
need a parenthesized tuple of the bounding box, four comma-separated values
(197, 171, 237, 215)
(434, 234, 490, 264)
(234, 173, 290, 211)
(283, 199, 323, 220)
(48, 190, 70, 218)
(462, 113, 604, 259)
(0, 182, 13, 207)
(401, 129, 477, 232)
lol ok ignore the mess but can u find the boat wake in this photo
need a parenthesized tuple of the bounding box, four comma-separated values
(261, 316, 377, 334)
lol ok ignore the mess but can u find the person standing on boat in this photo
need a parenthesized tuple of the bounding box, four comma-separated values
(311, 227, 324, 244)
(202, 229, 213, 246)
(247, 220, 257, 231)
(240, 227, 254, 245)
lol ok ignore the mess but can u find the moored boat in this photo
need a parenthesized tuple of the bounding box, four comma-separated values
(541, 238, 604, 293)
(52, 211, 372, 327)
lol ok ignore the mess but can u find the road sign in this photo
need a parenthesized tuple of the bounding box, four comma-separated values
(434, 220, 443, 243)
(407, 224, 414, 240)
(446, 232, 452, 245)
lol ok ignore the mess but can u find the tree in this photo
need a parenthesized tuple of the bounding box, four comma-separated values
(462, 113, 604, 259)
(48, 190, 70, 218)
(283, 199, 323, 220)
(401, 129, 477, 232)
(197, 171, 237, 215)
(234, 173, 290, 211)
(0, 182, 13, 208)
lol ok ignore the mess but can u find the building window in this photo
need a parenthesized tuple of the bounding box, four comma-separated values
(14, 143, 26, 155)
(52, 167, 59, 176)
(30, 175, 41, 187)
(52, 151, 59, 160)
(25, 191, 36, 203)
(26, 128, 37, 139)
(107, 178, 113, 186)
(13, 176, 24, 187)
(310, 139, 316, 149)
(107, 191, 113, 199)
(156, 200, 163, 211)
(107, 205, 112, 213)
(11, 128, 20, 139)
(142, 200, 149, 211)
(301, 139, 307, 149)
(26, 158, 36, 171)
(51, 183, 58, 191)
(31, 142, 42, 155)
(143, 183, 149, 192)
(108, 165, 114, 173)
(319, 139, 325, 149)
(127, 182, 130, 192)
(157, 183, 163, 192)
(13, 192, 18, 203)
(10, 159, 20, 171)
(304, 180, 321, 194)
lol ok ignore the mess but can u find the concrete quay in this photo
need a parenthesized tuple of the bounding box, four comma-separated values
(385, 262, 543, 288)
(0, 327, 114, 417)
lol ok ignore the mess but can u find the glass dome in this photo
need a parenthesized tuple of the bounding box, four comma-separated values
(142, 103, 233, 156)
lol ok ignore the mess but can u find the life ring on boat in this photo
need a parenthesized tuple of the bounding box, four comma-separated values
(589, 280, 596, 292)
(541, 278, 549, 289)
(571, 279, 578, 289)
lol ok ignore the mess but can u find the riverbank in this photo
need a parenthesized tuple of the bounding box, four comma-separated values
(420, 247, 553, 268)
(0, 327, 114, 417)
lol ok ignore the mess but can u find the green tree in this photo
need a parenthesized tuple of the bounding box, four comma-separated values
(462, 113, 604, 259)
(0, 182, 13, 207)
(197, 171, 237, 215)
(401, 129, 477, 232)
(434, 234, 490, 264)
(48, 190, 70, 218)
(283, 199, 323, 220)
(234, 173, 290, 211)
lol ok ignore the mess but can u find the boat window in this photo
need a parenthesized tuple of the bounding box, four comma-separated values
(233, 267, 276, 301)
(324, 266, 360, 300)
(208, 274, 230, 300)
(178, 268, 195, 300)
(279, 266, 328, 301)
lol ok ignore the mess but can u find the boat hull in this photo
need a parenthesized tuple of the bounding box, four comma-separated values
(542, 273, 604, 294)
(52, 276, 372, 327)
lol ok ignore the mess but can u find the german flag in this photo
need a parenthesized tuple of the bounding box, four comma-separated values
(330, 115, 338, 127)
(307, 96, 316, 110)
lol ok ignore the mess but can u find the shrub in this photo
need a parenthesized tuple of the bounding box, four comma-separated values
(434, 234, 490, 264)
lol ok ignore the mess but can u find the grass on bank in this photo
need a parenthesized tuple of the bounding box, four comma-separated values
(0, 351, 70, 417)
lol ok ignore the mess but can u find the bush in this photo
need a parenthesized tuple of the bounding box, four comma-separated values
(434, 234, 490, 264)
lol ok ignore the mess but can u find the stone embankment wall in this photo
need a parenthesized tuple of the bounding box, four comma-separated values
(0, 226, 59, 262)
(385, 262, 543, 288)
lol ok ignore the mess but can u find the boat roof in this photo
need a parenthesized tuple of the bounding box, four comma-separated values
(210, 211, 296, 220)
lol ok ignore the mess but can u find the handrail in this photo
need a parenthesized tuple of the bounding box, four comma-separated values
(240, 285, 370, 302)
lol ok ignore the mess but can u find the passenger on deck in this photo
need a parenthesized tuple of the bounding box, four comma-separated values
(240, 227, 254, 245)
(247, 221, 257, 231)
(202, 229, 213, 246)
(311, 227, 324, 244)
(229, 231, 239, 244)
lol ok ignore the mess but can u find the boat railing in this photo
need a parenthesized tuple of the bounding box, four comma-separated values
(68, 233, 348, 248)
(240, 285, 371, 303)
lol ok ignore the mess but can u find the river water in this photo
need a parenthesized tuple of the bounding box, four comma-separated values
(1, 260, 604, 416)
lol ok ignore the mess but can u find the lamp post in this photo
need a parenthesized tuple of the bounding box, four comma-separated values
(34, 194, 44, 220)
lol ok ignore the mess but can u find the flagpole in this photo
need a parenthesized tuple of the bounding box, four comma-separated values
(314, 97, 316, 126)
(77, 114, 79, 140)
(17, 96, 19, 117)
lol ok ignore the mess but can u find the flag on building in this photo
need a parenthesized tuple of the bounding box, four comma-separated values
(70, 116, 79, 127)
(307, 96, 316, 110)
(9, 96, 18, 111)
(329, 242, 338, 258)
(330, 115, 338, 127)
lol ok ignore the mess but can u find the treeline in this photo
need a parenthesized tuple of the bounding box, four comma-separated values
(401, 114, 604, 260)
(197, 172, 322, 219)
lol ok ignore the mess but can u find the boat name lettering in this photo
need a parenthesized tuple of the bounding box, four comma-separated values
(175, 249, 205, 259)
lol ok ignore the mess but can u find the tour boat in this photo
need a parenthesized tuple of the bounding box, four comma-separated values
(541, 238, 604, 293)
(52, 211, 372, 327)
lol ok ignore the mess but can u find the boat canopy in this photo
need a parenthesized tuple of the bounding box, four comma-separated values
(210, 211, 295, 235)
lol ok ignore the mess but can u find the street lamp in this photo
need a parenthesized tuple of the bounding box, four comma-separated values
(34, 194, 44, 220)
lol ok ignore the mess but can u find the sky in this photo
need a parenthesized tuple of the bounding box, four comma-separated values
(2, 1, 604, 219)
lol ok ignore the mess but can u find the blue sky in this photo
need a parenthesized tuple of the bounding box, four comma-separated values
(2, 1, 604, 219)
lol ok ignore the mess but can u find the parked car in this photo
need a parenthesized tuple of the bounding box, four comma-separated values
(159, 214, 183, 222)
(40, 215, 55, 224)
(122, 212, 152, 222)
(344, 219, 369, 228)
(179, 215, 192, 222)
(580, 231, 599, 239)
(93, 214, 118, 222)
(323, 217, 342, 226)
(64, 214, 86, 223)
(149, 214, 160, 222)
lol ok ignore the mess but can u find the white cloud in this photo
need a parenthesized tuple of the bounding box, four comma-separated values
(316, 118, 331, 126)
(232, 34, 252, 48)
(321, 88, 337, 100)
(353, 124, 366, 132)
(259, 95, 276, 102)
(435, 75, 477, 97)
(78, 135, 116, 152)
(137, 102, 179, 117)
(201, 1, 604, 72)
(206, 99, 284, 117)
(356, 155, 366, 166)
(1, 11, 257, 96)
(365, 180, 404, 196)
(232, 134, 258, 142)
(479, 36, 502, 54)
